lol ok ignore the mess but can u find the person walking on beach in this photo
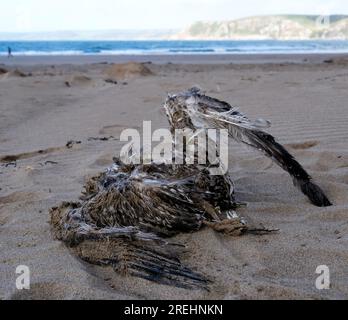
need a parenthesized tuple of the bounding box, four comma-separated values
(8, 47, 13, 58)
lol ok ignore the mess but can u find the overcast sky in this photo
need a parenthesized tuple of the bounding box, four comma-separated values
(1, 0, 347, 32)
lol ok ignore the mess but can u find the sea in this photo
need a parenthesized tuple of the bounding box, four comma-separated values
(1, 40, 348, 55)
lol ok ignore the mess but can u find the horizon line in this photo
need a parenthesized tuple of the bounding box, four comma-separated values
(2, 13, 348, 35)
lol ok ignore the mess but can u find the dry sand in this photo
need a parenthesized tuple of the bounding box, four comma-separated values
(0, 55, 347, 300)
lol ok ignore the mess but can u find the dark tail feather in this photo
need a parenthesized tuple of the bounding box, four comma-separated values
(247, 130, 332, 207)
(297, 180, 332, 207)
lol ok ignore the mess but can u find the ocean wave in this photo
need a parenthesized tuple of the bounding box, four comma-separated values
(169, 49, 215, 53)
(0, 50, 85, 56)
(1, 40, 348, 56)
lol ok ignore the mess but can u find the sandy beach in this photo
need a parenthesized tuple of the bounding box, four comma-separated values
(0, 54, 347, 300)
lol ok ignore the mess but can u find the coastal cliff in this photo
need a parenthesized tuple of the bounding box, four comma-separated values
(172, 15, 348, 40)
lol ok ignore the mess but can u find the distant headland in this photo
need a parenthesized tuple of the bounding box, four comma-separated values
(172, 15, 348, 40)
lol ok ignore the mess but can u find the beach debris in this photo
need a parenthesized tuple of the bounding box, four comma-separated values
(51, 88, 331, 290)
(104, 62, 153, 81)
(0, 147, 64, 164)
(1, 161, 17, 168)
(45, 161, 59, 165)
(323, 59, 334, 64)
(66, 140, 82, 149)
(0, 69, 27, 79)
(87, 136, 115, 142)
(0, 67, 8, 75)
(323, 57, 348, 65)
(104, 79, 118, 85)
(7, 69, 27, 77)
(0, 155, 19, 163)
(39, 161, 59, 167)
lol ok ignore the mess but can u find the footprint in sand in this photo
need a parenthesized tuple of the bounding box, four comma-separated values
(286, 141, 319, 150)
(103, 62, 153, 81)
(64, 74, 94, 88)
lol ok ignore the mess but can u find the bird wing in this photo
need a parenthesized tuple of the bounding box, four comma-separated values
(50, 201, 209, 290)
(184, 91, 331, 207)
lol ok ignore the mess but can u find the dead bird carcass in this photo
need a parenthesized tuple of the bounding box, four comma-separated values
(50, 88, 331, 289)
